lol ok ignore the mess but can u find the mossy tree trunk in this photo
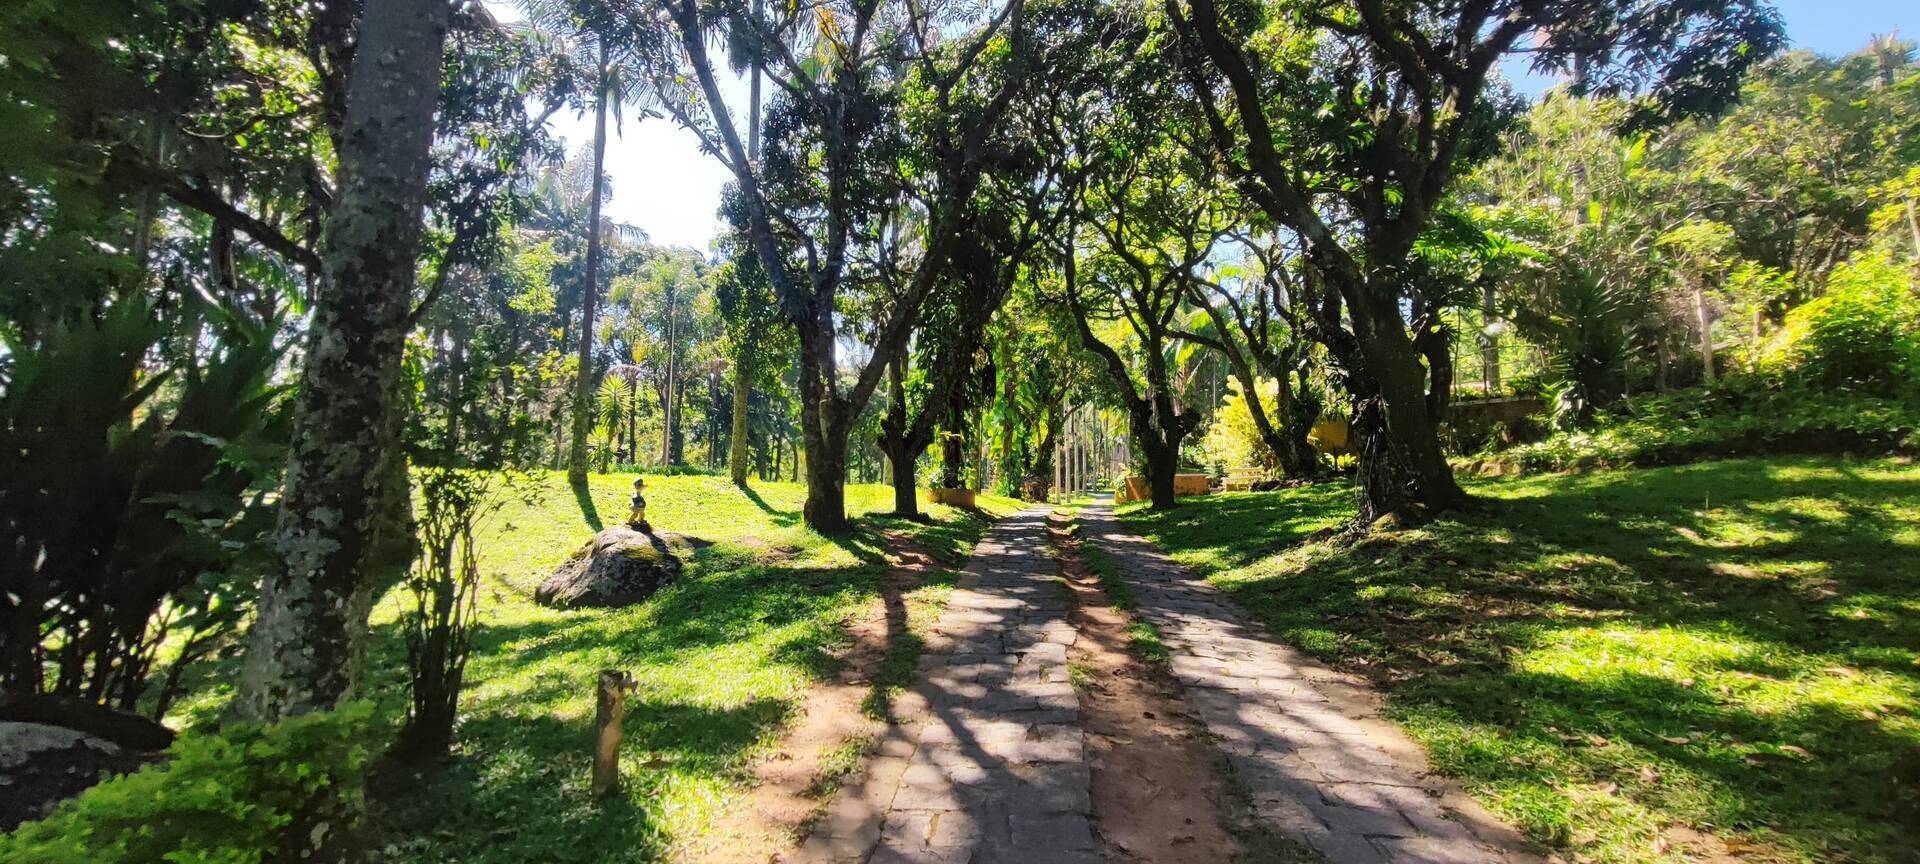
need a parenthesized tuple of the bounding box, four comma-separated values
(729, 354, 752, 485)
(237, 0, 448, 857)
(240, 0, 446, 724)
(567, 48, 611, 484)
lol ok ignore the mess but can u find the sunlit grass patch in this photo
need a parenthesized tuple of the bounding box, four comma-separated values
(1119, 456, 1920, 863)
(1124, 622, 1171, 665)
(163, 472, 1015, 863)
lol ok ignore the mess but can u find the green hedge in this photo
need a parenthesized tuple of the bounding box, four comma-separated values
(1478, 381, 1920, 473)
(0, 704, 375, 864)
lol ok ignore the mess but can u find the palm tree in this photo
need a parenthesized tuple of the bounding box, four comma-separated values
(513, 0, 651, 483)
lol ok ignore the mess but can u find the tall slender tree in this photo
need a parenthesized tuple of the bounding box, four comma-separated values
(239, 0, 449, 726)
(516, 0, 649, 483)
(651, 0, 1030, 531)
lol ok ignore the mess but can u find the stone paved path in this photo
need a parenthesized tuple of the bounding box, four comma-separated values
(1079, 501, 1543, 864)
(796, 506, 1094, 864)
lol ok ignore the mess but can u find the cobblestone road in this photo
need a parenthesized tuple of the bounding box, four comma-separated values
(794, 500, 1541, 864)
(1078, 501, 1541, 864)
(796, 505, 1094, 864)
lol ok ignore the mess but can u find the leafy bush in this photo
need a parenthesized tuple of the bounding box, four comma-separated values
(0, 296, 286, 709)
(0, 704, 377, 864)
(1198, 376, 1280, 473)
(607, 462, 723, 477)
(1482, 379, 1920, 473)
(1762, 251, 1919, 393)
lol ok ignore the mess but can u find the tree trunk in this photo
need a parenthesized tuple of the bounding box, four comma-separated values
(1224, 353, 1316, 479)
(240, 0, 446, 722)
(886, 441, 918, 516)
(1905, 198, 1919, 260)
(1343, 285, 1467, 516)
(708, 371, 721, 470)
(237, 0, 447, 857)
(671, 377, 686, 465)
(1271, 370, 1321, 477)
(625, 373, 638, 464)
(735, 1, 767, 488)
(995, 340, 1017, 490)
(567, 49, 611, 483)
(661, 286, 678, 465)
(1694, 282, 1716, 384)
(1032, 402, 1062, 500)
(798, 340, 849, 531)
(1136, 418, 1179, 510)
(940, 417, 966, 490)
(447, 329, 466, 452)
(1479, 281, 1501, 393)
(1413, 304, 1455, 443)
(1348, 395, 1412, 525)
(1302, 273, 1425, 526)
(804, 428, 849, 532)
(881, 354, 920, 518)
(729, 354, 752, 485)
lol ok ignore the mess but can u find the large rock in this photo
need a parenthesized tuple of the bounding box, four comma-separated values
(535, 524, 687, 609)
(0, 721, 155, 830)
(1, 694, 176, 751)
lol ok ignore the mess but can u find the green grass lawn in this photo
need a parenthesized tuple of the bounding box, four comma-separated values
(170, 473, 1022, 863)
(1116, 456, 1920, 864)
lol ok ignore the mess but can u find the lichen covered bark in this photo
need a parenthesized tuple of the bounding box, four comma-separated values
(239, 0, 450, 724)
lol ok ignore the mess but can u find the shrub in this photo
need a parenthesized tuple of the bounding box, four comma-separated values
(1762, 251, 1920, 393)
(1484, 379, 1920, 473)
(1198, 376, 1280, 473)
(0, 703, 377, 864)
(608, 462, 723, 477)
(0, 297, 286, 708)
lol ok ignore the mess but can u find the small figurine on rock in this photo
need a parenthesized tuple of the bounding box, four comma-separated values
(627, 477, 649, 531)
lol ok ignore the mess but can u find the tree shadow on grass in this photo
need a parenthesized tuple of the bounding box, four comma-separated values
(1116, 484, 1356, 571)
(443, 561, 896, 695)
(1394, 664, 1920, 854)
(736, 484, 801, 527)
(1113, 456, 1920, 860)
(570, 474, 603, 532)
(365, 697, 787, 863)
(865, 509, 999, 568)
(353, 487, 1012, 860)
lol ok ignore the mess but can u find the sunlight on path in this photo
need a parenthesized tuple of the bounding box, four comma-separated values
(1080, 501, 1543, 864)
(797, 506, 1095, 864)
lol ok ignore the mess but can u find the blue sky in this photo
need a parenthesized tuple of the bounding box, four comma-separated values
(510, 0, 1920, 252)
(1502, 0, 1919, 93)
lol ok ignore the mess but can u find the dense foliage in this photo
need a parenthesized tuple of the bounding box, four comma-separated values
(0, 704, 376, 864)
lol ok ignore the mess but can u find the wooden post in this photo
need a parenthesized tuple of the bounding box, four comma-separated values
(592, 669, 636, 796)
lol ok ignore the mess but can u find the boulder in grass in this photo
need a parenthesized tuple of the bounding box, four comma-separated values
(535, 524, 688, 609)
(0, 694, 176, 752)
(0, 722, 155, 831)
